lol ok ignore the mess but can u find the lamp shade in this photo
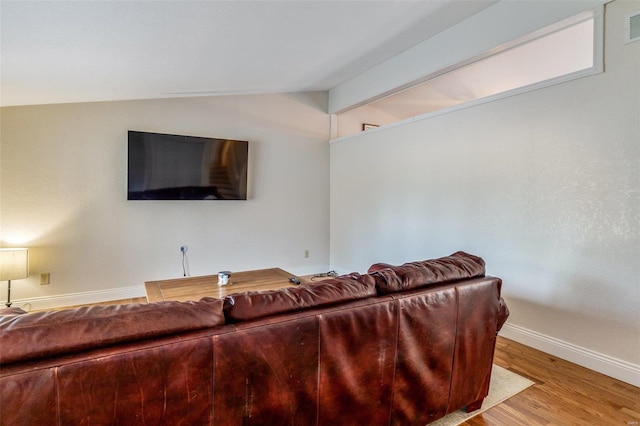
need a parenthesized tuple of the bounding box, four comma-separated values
(0, 248, 29, 281)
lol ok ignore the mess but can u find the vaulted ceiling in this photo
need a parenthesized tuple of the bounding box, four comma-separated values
(0, 0, 496, 107)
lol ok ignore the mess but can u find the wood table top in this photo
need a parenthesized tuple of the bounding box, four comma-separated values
(144, 267, 302, 303)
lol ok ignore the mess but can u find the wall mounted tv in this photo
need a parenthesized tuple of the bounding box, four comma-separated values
(128, 131, 248, 200)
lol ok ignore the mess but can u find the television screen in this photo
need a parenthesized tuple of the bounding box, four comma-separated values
(128, 131, 248, 200)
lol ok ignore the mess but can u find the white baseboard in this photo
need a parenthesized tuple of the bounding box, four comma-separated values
(500, 323, 640, 387)
(8, 286, 147, 312)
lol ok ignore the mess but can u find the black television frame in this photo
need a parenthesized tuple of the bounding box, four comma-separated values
(127, 130, 249, 201)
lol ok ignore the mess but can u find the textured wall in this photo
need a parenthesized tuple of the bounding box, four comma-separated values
(330, 0, 639, 367)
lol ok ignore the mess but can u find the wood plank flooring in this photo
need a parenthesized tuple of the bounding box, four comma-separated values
(33, 298, 640, 425)
(467, 337, 640, 425)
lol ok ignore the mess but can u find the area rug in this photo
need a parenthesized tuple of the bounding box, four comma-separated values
(429, 365, 535, 426)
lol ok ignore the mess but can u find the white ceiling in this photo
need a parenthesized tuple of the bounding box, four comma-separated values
(0, 0, 496, 107)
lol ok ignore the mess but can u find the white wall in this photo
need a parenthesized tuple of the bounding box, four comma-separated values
(336, 104, 400, 138)
(330, 0, 639, 384)
(1, 92, 330, 308)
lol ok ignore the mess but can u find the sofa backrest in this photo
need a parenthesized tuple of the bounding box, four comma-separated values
(0, 298, 225, 365)
(223, 273, 376, 322)
(0, 252, 488, 367)
(368, 251, 486, 295)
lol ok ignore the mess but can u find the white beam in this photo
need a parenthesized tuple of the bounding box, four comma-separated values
(328, 0, 609, 114)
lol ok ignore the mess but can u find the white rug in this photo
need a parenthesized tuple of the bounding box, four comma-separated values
(429, 365, 535, 426)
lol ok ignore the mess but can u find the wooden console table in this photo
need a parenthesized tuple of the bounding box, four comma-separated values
(144, 267, 303, 303)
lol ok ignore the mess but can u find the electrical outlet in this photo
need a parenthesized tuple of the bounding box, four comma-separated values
(304, 250, 310, 258)
(40, 273, 50, 285)
(180, 245, 188, 253)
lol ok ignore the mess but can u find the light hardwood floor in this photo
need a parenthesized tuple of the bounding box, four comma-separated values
(468, 337, 640, 426)
(37, 299, 640, 425)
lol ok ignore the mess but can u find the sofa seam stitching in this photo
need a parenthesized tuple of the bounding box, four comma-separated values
(446, 287, 460, 414)
(388, 299, 400, 426)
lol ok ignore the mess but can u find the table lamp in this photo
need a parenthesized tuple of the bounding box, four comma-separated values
(0, 248, 29, 308)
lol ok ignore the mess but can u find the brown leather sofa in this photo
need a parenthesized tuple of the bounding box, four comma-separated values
(0, 251, 509, 425)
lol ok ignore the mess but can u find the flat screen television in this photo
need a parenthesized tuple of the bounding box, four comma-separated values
(128, 131, 248, 200)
